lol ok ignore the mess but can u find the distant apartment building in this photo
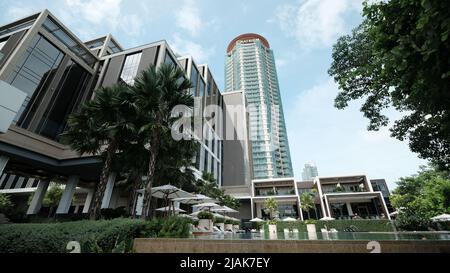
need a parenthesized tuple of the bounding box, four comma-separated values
(0, 10, 228, 217)
(224, 33, 293, 179)
(301, 162, 318, 181)
(225, 174, 391, 221)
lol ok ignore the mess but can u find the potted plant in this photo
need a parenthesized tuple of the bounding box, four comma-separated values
(0, 193, 12, 224)
(305, 219, 317, 233)
(233, 220, 240, 232)
(264, 198, 279, 234)
(197, 211, 214, 232)
(214, 216, 225, 231)
(224, 219, 233, 232)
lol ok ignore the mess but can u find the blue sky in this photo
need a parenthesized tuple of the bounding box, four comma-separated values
(0, 0, 427, 190)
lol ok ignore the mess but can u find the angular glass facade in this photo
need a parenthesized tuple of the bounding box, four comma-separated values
(225, 34, 293, 179)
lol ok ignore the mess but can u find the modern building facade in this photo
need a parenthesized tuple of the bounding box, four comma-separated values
(224, 34, 293, 180)
(301, 162, 319, 181)
(0, 10, 225, 217)
(224, 174, 392, 222)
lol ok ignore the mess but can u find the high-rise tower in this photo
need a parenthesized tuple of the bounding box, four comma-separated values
(225, 33, 293, 179)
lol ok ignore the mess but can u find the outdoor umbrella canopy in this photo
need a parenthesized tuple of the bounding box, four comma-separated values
(172, 194, 215, 205)
(250, 217, 264, 222)
(192, 202, 222, 211)
(282, 217, 297, 221)
(150, 184, 194, 217)
(151, 184, 193, 199)
(211, 205, 238, 213)
(154, 206, 186, 213)
(177, 214, 198, 220)
(431, 214, 450, 222)
(190, 211, 223, 218)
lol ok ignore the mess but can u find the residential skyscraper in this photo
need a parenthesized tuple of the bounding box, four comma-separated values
(301, 162, 319, 181)
(224, 33, 293, 179)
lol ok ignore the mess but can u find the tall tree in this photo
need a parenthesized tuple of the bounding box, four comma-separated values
(328, 0, 450, 168)
(130, 64, 193, 219)
(198, 172, 240, 210)
(300, 192, 315, 219)
(391, 165, 450, 230)
(63, 85, 133, 219)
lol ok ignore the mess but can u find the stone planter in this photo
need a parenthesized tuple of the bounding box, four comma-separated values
(224, 224, 233, 232)
(198, 219, 212, 232)
(215, 222, 225, 231)
(307, 224, 317, 240)
(268, 224, 277, 234)
(233, 224, 239, 232)
(306, 224, 317, 233)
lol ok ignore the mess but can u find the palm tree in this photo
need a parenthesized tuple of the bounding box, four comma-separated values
(62, 85, 134, 220)
(129, 64, 193, 219)
(264, 197, 278, 220)
(300, 191, 315, 219)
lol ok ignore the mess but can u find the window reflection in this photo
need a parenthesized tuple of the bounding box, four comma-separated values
(119, 52, 142, 85)
(37, 60, 91, 140)
(7, 34, 64, 125)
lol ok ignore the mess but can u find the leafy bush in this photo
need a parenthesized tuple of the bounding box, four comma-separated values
(0, 218, 144, 253)
(0, 216, 193, 253)
(213, 217, 224, 223)
(197, 211, 213, 219)
(0, 193, 13, 214)
(224, 219, 233, 225)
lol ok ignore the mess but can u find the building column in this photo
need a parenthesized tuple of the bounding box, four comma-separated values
(250, 198, 254, 219)
(0, 155, 8, 176)
(82, 189, 94, 214)
(101, 172, 116, 209)
(56, 176, 79, 214)
(26, 180, 49, 215)
(378, 193, 391, 220)
(346, 202, 353, 216)
(323, 196, 331, 217)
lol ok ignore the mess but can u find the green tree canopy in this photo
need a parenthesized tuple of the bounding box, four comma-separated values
(197, 172, 240, 210)
(391, 165, 450, 230)
(328, 0, 450, 168)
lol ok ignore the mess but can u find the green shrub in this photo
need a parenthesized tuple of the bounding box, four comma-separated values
(224, 219, 233, 225)
(197, 211, 213, 219)
(314, 219, 395, 232)
(0, 218, 144, 253)
(0, 193, 13, 214)
(213, 217, 224, 223)
(140, 217, 191, 238)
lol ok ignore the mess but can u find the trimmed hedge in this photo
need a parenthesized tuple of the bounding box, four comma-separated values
(0, 218, 144, 253)
(264, 219, 395, 233)
(0, 216, 192, 253)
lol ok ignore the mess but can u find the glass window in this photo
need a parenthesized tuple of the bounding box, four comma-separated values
(37, 60, 91, 140)
(190, 64, 199, 96)
(0, 37, 8, 51)
(0, 19, 35, 38)
(119, 52, 142, 85)
(42, 18, 96, 67)
(199, 78, 205, 97)
(164, 50, 176, 67)
(7, 34, 64, 125)
(85, 39, 104, 49)
(107, 39, 120, 53)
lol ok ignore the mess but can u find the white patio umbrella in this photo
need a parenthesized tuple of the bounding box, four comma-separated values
(431, 214, 450, 222)
(250, 217, 264, 222)
(192, 202, 222, 211)
(155, 206, 186, 213)
(190, 211, 223, 218)
(172, 194, 215, 205)
(151, 184, 194, 216)
(282, 217, 297, 222)
(211, 205, 238, 213)
(320, 216, 335, 220)
(177, 214, 198, 220)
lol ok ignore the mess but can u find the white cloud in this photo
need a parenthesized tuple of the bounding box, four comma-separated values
(169, 33, 215, 64)
(6, 6, 37, 21)
(285, 78, 427, 190)
(175, 0, 202, 37)
(274, 0, 362, 49)
(64, 0, 122, 25)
